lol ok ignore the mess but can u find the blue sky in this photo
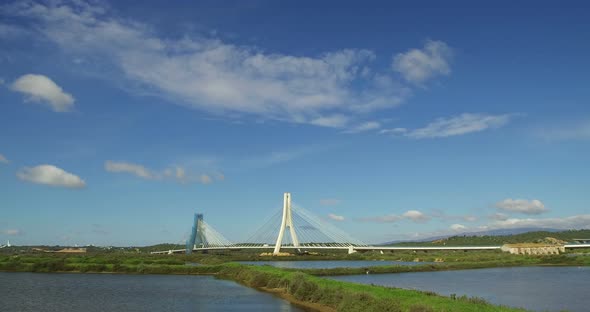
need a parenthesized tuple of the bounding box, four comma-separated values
(1, 0, 590, 246)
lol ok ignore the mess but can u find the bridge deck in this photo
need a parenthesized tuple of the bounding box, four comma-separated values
(151, 243, 590, 254)
(151, 245, 501, 254)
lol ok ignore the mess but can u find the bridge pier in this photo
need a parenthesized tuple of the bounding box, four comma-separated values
(348, 246, 356, 254)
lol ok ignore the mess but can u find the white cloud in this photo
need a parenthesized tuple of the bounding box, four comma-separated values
(17, 164, 85, 188)
(495, 198, 548, 215)
(359, 214, 402, 223)
(430, 210, 477, 223)
(384, 113, 513, 139)
(105, 161, 154, 179)
(310, 115, 349, 128)
(344, 121, 381, 133)
(489, 213, 509, 221)
(177, 167, 187, 180)
(490, 214, 590, 230)
(199, 174, 212, 184)
(105, 160, 219, 185)
(2, 2, 449, 128)
(0, 23, 30, 38)
(402, 210, 430, 222)
(0, 153, 8, 163)
(241, 146, 323, 170)
(328, 213, 345, 221)
(463, 215, 477, 222)
(379, 127, 407, 135)
(361, 210, 430, 223)
(392, 40, 452, 84)
(1, 229, 22, 236)
(10, 74, 75, 112)
(320, 198, 341, 206)
(450, 224, 466, 231)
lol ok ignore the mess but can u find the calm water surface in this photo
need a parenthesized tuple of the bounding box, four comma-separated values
(238, 260, 427, 269)
(0, 272, 304, 312)
(329, 266, 590, 312)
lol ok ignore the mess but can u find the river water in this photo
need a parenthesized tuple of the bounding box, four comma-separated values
(0, 272, 304, 312)
(238, 260, 426, 269)
(328, 266, 590, 312)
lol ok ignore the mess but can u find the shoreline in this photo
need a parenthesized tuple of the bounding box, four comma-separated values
(216, 264, 530, 311)
(260, 287, 336, 312)
(2, 255, 590, 276)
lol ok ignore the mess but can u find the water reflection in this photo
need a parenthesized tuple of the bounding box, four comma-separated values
(0, 272, 304, 312)
(328, 266, 590, 312)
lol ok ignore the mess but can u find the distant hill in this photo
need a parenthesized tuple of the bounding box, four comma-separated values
(380, 227, 559, 245)
(383, 228, 590, 246)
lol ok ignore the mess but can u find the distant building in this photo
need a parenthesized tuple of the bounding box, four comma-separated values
(501, 243, 564, 255)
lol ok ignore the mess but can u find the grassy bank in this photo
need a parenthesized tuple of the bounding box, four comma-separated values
(2, 251, 589, 275)
(218, 264, 527, 312)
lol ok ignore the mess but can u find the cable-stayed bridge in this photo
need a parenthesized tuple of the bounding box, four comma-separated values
(152, 193, 590, 255)
(155, 193, 369, 255)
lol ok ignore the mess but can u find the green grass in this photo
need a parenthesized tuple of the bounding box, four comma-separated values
(2, 249, 589, 275)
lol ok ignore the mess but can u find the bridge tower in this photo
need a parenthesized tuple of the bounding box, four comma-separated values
(273, 192, 300, 255)
(186, 213, 206, 254)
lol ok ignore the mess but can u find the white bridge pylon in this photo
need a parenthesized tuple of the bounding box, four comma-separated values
(274, 193, 299, 254)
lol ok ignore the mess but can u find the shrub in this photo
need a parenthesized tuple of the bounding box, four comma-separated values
(292, 279, 318, 301)
(112, 263, 123, 272)
(310, 286, 345, 306)
(337, 292, 376, 312)
(248, 271, 270, 288)
(458, 295, 489, 305)
(287, 273, 307, 294)
(370, 298, 402, 312)
(266, 276, 281, 289)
